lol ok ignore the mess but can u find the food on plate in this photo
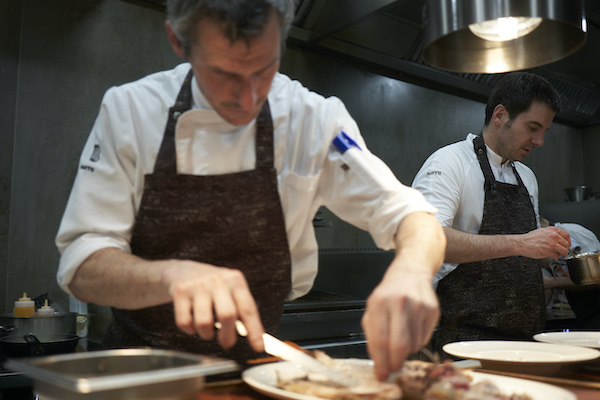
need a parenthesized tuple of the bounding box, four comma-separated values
(274, 351, 532, 400)
(393, 359, 532, 400)
(276, 351, 401, 400)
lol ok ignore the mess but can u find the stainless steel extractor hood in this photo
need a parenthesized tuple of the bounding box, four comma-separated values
(289, 0, 600, 128)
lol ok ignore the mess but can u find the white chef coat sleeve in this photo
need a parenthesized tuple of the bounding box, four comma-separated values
(411, 147, 465, 228)
(315, 113, 437, 251)
(56, 88, 142, 294)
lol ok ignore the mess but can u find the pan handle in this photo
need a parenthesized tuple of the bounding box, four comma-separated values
(24, 334, 45, 356)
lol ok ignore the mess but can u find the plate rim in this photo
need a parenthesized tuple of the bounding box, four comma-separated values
(442, 340, 600, 363)
(534, 331, 600, 348)
(241, 359, 576, 400)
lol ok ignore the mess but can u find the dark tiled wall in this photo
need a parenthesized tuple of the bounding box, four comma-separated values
(1, 0, 23, 319)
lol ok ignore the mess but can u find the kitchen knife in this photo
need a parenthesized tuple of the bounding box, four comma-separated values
(261, 332, 359, 387)
(217, 320, 359, 387)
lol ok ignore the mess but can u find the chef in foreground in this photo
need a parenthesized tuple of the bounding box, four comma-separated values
(55, 0, 445, 380)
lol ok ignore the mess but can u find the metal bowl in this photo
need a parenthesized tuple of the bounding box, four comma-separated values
(566, 251, 600, 285)
(564, 186, 592, 202)
(5, 348, 239, 400)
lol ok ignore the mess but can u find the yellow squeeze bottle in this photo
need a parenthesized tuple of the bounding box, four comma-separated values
(13, 292, 35, 317)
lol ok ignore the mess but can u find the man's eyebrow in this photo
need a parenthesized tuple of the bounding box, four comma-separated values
(528, 120, 543, 128)
(208, 57, 279, 75)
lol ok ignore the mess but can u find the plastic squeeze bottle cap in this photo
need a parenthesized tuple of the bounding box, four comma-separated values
(37, 299, 55, 317)
(14, 292, 36, 317)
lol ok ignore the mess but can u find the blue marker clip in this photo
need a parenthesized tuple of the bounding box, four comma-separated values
(332, 131, 362, 154)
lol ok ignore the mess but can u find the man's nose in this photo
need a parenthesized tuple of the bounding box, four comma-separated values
(532, 132, 545, 147)
(234, 77, 258, 111)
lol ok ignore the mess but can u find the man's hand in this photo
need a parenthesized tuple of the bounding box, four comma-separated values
(362, 212, 445, 381)
(362, 267, 440, 381)
(518, 227, 571, 260)
(162, 261, 265, 352)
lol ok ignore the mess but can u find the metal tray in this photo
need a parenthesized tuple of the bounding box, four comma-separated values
(5, 348, 239, 400)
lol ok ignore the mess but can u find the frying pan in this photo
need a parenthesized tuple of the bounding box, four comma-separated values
(0, 333, 79, 357)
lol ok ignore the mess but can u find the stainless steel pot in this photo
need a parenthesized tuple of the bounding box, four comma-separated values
(564, 186, 593, 202)
(0, 312, 80, 337)
(566, 250, 600, 285)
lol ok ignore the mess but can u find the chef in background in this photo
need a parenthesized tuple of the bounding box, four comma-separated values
(412, 72, 571, 355)
(55, 0, 445, 380)
(541, 219, 600, 330)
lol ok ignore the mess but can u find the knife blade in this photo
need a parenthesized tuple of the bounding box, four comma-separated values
(261, 332, 359, 387)
(217, 320, 358, 387)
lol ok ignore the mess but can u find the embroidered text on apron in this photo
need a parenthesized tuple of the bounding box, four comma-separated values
(435, 135, 546, 353)
(104, 70, 292, 363)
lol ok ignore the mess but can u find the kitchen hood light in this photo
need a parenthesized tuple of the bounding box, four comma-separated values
(468, 17, 542, 42)
(423, 0, 587, 74)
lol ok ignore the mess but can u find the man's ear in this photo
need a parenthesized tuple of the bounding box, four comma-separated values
(165, 20, 185, 58)
(492, 104, 508, 127)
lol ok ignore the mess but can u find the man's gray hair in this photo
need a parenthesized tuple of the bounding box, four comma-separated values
(166, 0, 296, 56)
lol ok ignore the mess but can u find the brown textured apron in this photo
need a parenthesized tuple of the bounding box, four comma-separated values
(435, 135, 546, 354)
(104, 70, 292, 363)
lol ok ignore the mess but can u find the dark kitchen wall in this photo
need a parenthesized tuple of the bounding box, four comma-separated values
(583, 125, 600, 188)
(0, 0, 182, 315)
(1, 0, 22, 321)
(0, 0, 591, 314)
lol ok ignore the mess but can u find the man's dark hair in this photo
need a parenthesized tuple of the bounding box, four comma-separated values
(166, 0, 295, 57)
(484, 72, 561, 126)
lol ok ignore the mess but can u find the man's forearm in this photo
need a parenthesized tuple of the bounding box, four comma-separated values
(68, 248, 173, 309)
(443, 225, 571, 263)
(392, 212, 445, 278)
(443, 226, 520, 264)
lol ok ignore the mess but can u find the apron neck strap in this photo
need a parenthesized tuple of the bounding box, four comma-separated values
(473, 134, 527, 190)
(154, 69, 194, 175)
(255, 99, 274, 169)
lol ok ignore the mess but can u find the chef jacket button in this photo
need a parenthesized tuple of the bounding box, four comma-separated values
(478, 148, 484, 155)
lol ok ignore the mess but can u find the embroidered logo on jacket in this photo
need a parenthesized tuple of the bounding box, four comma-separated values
(90, 144, 101, 162)
(80, 144, 101, 172)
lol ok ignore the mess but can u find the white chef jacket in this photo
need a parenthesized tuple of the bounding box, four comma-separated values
(56, 63, 437, 300)
(412, 133, 540, 289)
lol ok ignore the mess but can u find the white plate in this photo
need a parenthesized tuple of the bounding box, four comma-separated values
(443, 340, 600, 375)
(534, 331, 600, 349)
(242, 360, 576, 400)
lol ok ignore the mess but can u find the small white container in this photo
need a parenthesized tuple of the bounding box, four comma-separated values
(37, 299, 56, 317)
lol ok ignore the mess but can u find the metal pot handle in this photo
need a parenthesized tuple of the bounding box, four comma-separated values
(0, 325, 15, 334)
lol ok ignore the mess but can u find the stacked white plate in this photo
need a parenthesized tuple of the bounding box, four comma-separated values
(443, 340, 600, 375)
(534, 331, 600, 367)
(534, 331, 600, 349)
